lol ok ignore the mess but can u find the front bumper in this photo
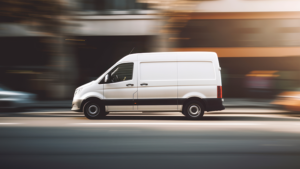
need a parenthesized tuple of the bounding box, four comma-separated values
(71, 99, 83, 111)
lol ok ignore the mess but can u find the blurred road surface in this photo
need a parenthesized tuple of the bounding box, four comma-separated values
(1, 108, 300, 169)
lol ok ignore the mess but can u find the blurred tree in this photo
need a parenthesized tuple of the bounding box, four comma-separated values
(0, 0, 77, 99)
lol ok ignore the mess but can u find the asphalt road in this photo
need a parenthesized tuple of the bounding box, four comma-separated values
(1, 108, 300, 169)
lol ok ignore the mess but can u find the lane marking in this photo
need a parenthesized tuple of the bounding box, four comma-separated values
(72, 123, 261, 126)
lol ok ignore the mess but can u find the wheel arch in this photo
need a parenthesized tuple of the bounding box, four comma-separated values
(182, 97, 207, 112)
(80, 97, 103, 112)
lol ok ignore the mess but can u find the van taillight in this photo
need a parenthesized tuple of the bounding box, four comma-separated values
(217, 86, 222, 98)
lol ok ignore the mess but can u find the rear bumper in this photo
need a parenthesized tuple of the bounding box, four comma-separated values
(71, 99, 83, 111)
(203, 98, 225, 111)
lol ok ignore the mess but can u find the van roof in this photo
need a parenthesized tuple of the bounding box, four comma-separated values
(119, 51, 218, 62)
(132, 51, 216, 55)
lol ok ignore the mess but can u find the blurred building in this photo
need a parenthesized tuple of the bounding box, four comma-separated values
(67, 0, 161, 84)
(0, 27, 51, 99)
(0, 0, 162, 99)
(161, 0, 300, 98)
(1, 0, 300, 99)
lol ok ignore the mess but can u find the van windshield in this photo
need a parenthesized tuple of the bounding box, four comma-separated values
(107, 63, 134, 83)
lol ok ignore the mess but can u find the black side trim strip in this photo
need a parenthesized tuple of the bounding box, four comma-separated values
(103, 99, 134, 105)
(103, 99, 187, 106)
(178, 98, 186, 105)
(137, 99, 178, 105)
(102, 98, 225, 111)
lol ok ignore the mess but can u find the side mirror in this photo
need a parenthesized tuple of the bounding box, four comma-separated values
(104, 74, 110, 83)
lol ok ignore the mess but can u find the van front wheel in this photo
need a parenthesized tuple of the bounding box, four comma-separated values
(83, 100, 106, 119)
(183, 100, 204, 119)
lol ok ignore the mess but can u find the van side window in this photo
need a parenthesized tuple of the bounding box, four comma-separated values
(108, 63, 134, 83)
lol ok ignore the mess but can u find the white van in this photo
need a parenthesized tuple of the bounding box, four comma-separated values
(72, 52, 224, 119)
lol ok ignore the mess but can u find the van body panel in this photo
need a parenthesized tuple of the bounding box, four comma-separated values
(79, 80, 104, 101)
(138, 52, 176, 62)
(179, 86, 217, 99)
(81, 91, 104, 101)
(177, 61, 217, 86)
(103, 83, 137, 99)
(177, 52, 221, 86)
(178, 61, 216, 80)
(137, 86, 178, 99)
(137, 55, 178, 111)
(72, 52, 225, 113)
(177, 52, 219, 99)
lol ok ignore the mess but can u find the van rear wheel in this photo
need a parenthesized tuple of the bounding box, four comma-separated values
(83, 100, 106, 119)
(183, 100, 204, 119)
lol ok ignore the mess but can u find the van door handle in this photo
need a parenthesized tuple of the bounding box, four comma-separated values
(126, 84, 134, 86)
(140, 83, 148, 86)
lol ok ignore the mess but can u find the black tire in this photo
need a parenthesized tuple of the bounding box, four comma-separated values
(83, 100, 106, 119)
(183, 100, 205, 119)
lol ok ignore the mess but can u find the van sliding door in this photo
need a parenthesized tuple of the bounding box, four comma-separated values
(137, 61, 178, 111)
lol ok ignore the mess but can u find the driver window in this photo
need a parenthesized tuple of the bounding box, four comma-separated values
(108, 63, 133, 83)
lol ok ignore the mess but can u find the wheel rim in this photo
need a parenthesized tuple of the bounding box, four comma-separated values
(188, 104, 201, 117)
(87, 104, 99, 117)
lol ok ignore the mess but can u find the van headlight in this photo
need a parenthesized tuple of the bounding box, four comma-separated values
(74, 88, 82, 95)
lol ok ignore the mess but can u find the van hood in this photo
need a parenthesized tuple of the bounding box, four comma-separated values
(78, 80, 95, 89)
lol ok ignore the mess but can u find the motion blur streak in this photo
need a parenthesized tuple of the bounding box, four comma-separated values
(73, 122, 260, 126)
(1, 0, 300, 168)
